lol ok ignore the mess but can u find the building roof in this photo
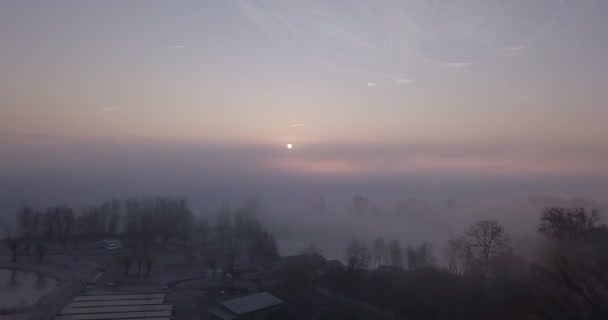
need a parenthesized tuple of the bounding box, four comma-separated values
(220, 292, 283, 315)
(280, 253, 325, 266)
(209, 307, 238, 320)
(325, 259, 345, 269)
(55, 292, 171, 320)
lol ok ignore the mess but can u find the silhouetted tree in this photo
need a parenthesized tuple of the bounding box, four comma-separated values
(145, 255, 155, 277)
(447, 236, 466, 275)
(135, 254, 144, 277)
(36, 242, 47, 264)
(207, 251, 218, 271)
(119, 255, 133, 276)
(517, 207, 608, 320)
(107, 199, 121, 235)
(19, 205, 34, 253)
(389, 239, 403, 268)
(346, 238, 370, 270)
(7, 237, 19, 263)
(538, 207, 601, 240)
(461, 220, 509, 276)
(217, 205, 233, 245)
(407, 242, 434, 270)
(372, 237, 388, 267)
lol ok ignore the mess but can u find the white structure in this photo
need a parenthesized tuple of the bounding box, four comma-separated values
(54, 292, 171, 320)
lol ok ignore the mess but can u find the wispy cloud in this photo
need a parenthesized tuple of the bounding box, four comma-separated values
(291, 123, 305, 127)
(168, 45, 185, 49)
(502, 45, 528, 56)
(100, 107, 119, 112)
(441, 62, 474, 68)
(393, 78, 412, 85)
(367, 82, 377, 87)
(235, 1, 293, 38)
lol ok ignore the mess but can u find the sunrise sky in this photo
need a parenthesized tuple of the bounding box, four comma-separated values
(1, 0, 608, 197)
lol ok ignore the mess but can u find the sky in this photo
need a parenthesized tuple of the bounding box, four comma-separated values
(1, 0, 608, 219)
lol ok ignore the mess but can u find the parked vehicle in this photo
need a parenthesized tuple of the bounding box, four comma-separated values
(95, 239, 121, 248)
(106, 242, 123, 250)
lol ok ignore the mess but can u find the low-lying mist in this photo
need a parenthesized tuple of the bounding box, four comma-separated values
(2, 132, 607, 263)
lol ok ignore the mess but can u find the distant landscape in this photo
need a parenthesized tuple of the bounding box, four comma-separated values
(2, 0, 608, 319)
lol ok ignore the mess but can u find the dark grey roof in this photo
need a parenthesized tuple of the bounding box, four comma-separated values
(220, 292, 283, 315)
(325, 260, 345, 268)
(209, 307, 238, 320)
(280, 253, 325, 265)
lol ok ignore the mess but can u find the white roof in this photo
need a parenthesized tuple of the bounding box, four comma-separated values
(220, 292, 283, 315)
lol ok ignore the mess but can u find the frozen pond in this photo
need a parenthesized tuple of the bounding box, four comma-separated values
(0, 269, 58, 310)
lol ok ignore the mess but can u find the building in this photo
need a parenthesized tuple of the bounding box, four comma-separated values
(324, 259, 345, 272)
(54, 292, 171, 320)
(279, 253, 326, 268)
(208, 292, 288, 320)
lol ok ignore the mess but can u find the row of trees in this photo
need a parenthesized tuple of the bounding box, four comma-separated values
(14, 197, 193, 244)
(346, 237, 435, 271)
(215, 203, 279, 269)
(3, 196, 195, 264)
(326, 207, 608, 320)
(346, 218, 511, 276)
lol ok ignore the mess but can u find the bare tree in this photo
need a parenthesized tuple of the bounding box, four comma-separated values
(107, 199, 121, 235)
(57, 205, 75, 250)
(7, 237, 19, 263)
(407, 242, 434, 270)
(135, 253, 144, 277)
(145, 254, 155, 278)
(119, 255, 133, 276)
(389, 239, 403, 268)
(217, 206, 233, 245)
(447, 237, 466, 275)
(518, 207, 608, 320)
(461, 220, 509, 276)
(19, 205, 34, 254)
(207, 251, 218, 271)
(346, 238, 371, 270)
(36, 242, 47, 264)
(372, 237, 388, 267)
(538, 207, 601, 240)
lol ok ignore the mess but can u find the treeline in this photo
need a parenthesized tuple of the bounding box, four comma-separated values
(345, 237, 436, 271)
(323, 207, 608, 320)
(12, 197, 192, 242)
(215, 203, 279, 270)
(2, 196, 195, 263)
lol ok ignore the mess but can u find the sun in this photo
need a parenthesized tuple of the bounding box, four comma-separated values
(286, 144, 293, 149)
